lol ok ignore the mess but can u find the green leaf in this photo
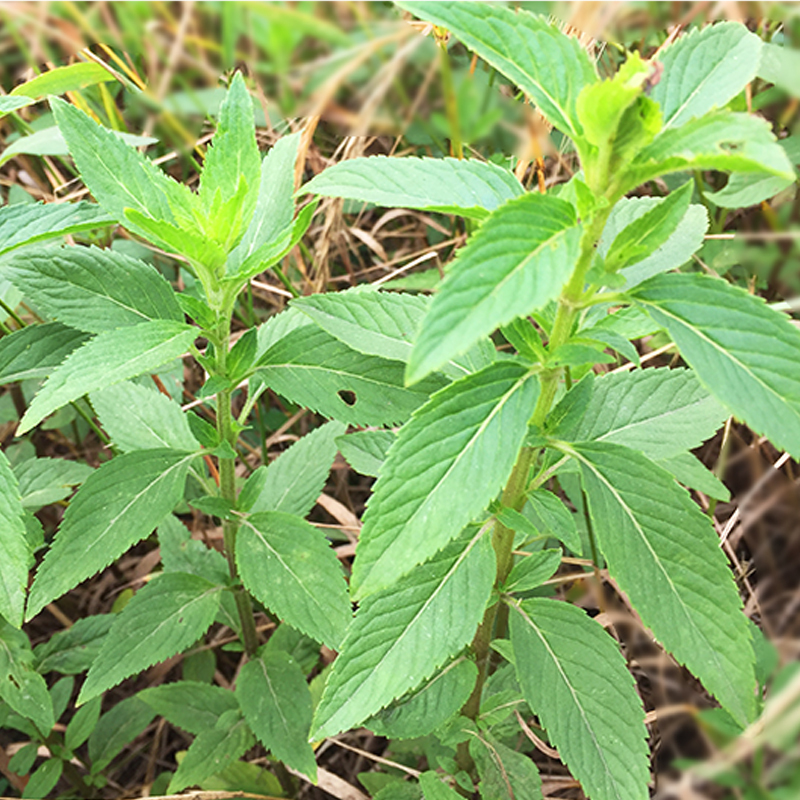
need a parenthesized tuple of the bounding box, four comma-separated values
(419, 772, 462, 800)
(302, 156, 523, 219)
(705, 136, 799, 207)
(352, 363, 537, 600)
(523, 490, 581, 552)
(138, 681, 239, 735)
(65, 695, 102, 751)
(0, 620, 54, 733)
(33, 615, 114, 675)
(656, 452, 730, 502)
(469, 734, 543, 800)
(51, 98, 198, 246)
(236, 511, 351, 650)
(78, 573, 221, 703)
(18, 320, 197, 434)
(255, 325, 447, 427)
(0, 126, 158, 170)
(0, 95, 34, 117)
(14, 457, 93, 510)
(509, 597, 648, 800)
(604, 183, 693, 273)
(396, 2, 597, 141)
(168, 709, 254, 793)
(598, 193, 708, 290)
(235, 648, 317, 780)
(0, 451, 29, 626)
(407, 194, 579, 383)
(626, 111, 795, 190)
(577, 55, 663, 178)
(505, 550, 561, 593)
(366, 658, 478, 739)
(158, 514, 230, 585)
(569, 441, 755, 725)
(4, 245, 182, 333)
(26, 449, 195, 620)
(91, 381, 198, 453)
(88, 696, 156, 774)
(758, 42, 800, 98)
(293, 287, 488, 381)
(336, 429, 396, 478)
(0, 323, 89, 384)
(551, 368, 728, 460)
(293, 287, 428, 364)
(198, 72, 260, 220)
(227, 133, 300, 274)
(123, 209, 226, 272)
(651, 23, 762, 130)
(311, 529, 495, 740)
(706, 172, 794, 208)
(10, 62, 115, 99)
(228, 198, 316, 282)
(249, 420, 346, 517)
(630, 272, 800, 459)
(23, 758, 63, 799)
(0, 201, 113, 259)
(254, 306, 311, 360)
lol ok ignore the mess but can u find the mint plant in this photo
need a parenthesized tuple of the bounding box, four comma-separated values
(1, 3, 799, 798)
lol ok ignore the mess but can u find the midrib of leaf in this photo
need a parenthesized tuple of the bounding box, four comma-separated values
(508, 598, 619, 799)
(257, 658, 289, 730)
(77, 453, 195, 557)
(638, 298, 800, 419)
(101, 152, 164, 220)
(467, 15, 575, 138)
(135, 418, 175, 448)
(333, 528, 484, 725)
(139, 587, 219, 638)
(357, 368, 535, 595)
(568, 446, 731, 687)
(19, 324, 196, 435)
(596, 394, 721, 443)
(238, 518, 330, 619)
(661, 30, 756, 130)
(663, 65, 726, 131)
(260, 361, 401, 387)
(426, 371, 530, 486)
(457, 225, 576, 331)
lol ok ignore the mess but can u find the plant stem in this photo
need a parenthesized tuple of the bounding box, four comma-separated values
(215, 314, 259, 657)
(457, 209, 612, 771)
(437, 33, 463, 159)
(0, 295, 25, 329)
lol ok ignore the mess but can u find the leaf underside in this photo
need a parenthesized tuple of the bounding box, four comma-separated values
(301, 155, 524, 219)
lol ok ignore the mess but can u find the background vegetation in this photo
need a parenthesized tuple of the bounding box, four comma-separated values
(1, 2, 799, 799)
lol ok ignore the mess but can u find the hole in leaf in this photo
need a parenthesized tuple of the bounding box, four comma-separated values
(338, 390, 357, 406)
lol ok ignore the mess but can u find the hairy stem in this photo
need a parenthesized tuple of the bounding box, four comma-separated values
(457, 209, 612, 772)
(215, 314, 259, 657)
